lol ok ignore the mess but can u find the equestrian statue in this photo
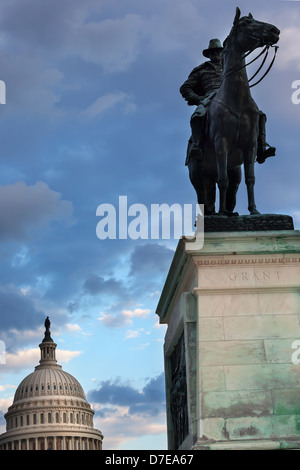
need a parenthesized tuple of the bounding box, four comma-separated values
(180, 7, 280, 215)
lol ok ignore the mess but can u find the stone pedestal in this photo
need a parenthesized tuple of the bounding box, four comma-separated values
(156, 227, 300, 450)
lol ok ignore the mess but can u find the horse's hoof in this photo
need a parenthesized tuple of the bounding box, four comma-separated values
(204, 211, 216, 216)
(250, 209, 260, 215)
(228, 211, 239, 217)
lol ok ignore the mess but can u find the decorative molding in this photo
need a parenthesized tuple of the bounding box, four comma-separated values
(194, 286, 300, 295)
(196, 257, 300, 266)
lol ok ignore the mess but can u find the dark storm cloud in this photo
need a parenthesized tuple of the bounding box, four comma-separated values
(0, 0, 145, 73)
(0, 0, 91, 49)
(0, 181, 73, 241)
(0, 0, 298, 450)
(88, 373, 165, 417)
(83, 274, 127, 297)
(0, 284, 44, 331)
(129, 243, 174, 277)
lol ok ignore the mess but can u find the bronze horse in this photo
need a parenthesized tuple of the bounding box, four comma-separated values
(188, 8, 280, 215)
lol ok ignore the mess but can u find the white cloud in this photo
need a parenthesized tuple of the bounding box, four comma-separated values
(68, 14, 145, 72)
(92, 405, 166, 450)
(0, 384, 16, 393)
(99, 308, 151, 328)
(276, 26, 300, 70)
(58, 349, 82, 363)
(122, 308, 151, 321)
(125, 329, 141, 340)
(98, 313, 122, 328)
(65, 323, 82, 333)
(5, 347, 40, 370)
(1, 347, 81, 373)
(0, 397, 14, 413)
(81, 91, 136, 119)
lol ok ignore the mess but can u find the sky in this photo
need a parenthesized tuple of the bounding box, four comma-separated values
(0, 0, 299, 450)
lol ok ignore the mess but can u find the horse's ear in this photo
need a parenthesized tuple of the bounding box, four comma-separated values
(233, 7, 241, 25)
(248, 13, 253, 19)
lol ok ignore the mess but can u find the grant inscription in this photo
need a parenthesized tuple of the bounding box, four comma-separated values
(228, 271, 281, 282)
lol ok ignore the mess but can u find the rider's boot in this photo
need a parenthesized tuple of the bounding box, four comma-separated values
(190, 116, 203, 158)
(256, 112, 276, 164)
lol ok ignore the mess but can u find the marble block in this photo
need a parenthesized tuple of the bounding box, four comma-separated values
(156, 228, 300, 450)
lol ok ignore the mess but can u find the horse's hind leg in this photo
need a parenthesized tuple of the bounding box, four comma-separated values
(215, 139, 229, 214)
(244, 159, 260, 215)
(188, 160, 216, 215)
(226, 167, 242, 213)
(203, 172, 216, 215)
(188, 158, 207, 211)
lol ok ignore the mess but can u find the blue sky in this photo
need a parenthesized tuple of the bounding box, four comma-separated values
(0, 0, 299, 450)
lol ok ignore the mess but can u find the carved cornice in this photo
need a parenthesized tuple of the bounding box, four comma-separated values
(196, 256, 300, 266)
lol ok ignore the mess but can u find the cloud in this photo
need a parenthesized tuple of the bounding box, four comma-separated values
(0, 0, 85, 49)
(0, 284, 44, 333)
(64, 323, 82, 334)
(0, 347, 81, 373)
(98, 313, 124, 328)
(68, 13, 145, 72)
(81, 92, 136, 119)
(3, 347, 39, 370)
(0, 50, 64, 115)
(0, 181, 73, 241)
(129, 243, 174, 277)
(0, 1, 145, 72)
(122, 308, 151, 321)
(124, 329, 143, 340)
(275, 25, 300, 71)
(88, 373, 165, 417)
(57, 349, 82, 363)
(0, 384, 15, 393)
(0, 398, 14, 416)
(88, 373, 166, 449)
(94, 405, 166, 450)
(83, 274, 126, 298)
(99, 308, 150, 328)
(145, 0, 206, 57)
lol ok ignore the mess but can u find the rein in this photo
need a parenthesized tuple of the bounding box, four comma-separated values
(249, 45, 278, 87)
(222, 23, 279, 88)
(222, 44, 278, 87)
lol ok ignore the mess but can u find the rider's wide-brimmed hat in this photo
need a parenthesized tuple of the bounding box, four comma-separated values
(202, 38, 223, 58)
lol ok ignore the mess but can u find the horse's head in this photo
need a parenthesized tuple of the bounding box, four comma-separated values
(231, 7, 280, 52)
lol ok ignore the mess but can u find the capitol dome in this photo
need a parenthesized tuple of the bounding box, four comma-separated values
(0, 318, 104, 450)
(14, 367, 86, 402)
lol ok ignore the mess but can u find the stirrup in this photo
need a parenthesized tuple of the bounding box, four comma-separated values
(256, 144, 276, 164)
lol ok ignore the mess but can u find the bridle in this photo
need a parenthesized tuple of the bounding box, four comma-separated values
(222, 22, 279, 88)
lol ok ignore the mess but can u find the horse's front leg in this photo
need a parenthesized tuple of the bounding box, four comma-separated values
(244, 152, 260, 215)
(215, 137, 229, 215)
